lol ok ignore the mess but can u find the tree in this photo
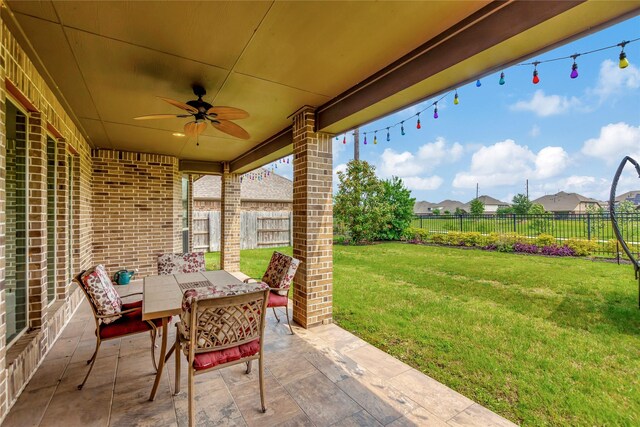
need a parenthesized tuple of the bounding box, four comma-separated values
(432, 208, 441, 215)
(334, 160, 391, 244)
(470, 198, 485, 215)
(528, 203, 553, 235)
(378, 177, 415, 240)
(496, 206, 513, 215)
(512, 193, 533, 215)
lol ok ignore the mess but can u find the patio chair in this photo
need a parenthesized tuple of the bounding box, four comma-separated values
(73, 265, 162, 390)
(174, 287, 269, 426)
(157, 252, 206, 275)
(244, 251, 301, 334)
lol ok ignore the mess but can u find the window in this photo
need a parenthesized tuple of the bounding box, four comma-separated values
(6, 100, 28, 343)
(67, 153, 74, 280)
(182, 175, 189, 252)
(47, 136, 57, 303)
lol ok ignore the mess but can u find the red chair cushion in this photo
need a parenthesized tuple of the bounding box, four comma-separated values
(192, 339, 260, 371)
(100, 300, 162, 339)
(267, 292, 288, 308)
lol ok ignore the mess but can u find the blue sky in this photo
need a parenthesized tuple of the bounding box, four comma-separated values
(273, 16, 640, 204)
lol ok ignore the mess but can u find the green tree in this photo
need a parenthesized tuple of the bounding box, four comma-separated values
(470, 198, 485, 215)
(616, 200, 636, 213)
(334, 160, 391, 244)
(496, 206, 513, 215)
(528, 203, 553, 235)
(378, 177, 415, 240)
(512, 193, 533, 215)
(432, 208, 441, 215)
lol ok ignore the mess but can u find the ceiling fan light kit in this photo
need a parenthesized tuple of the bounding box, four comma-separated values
(133, 84, 250, 140)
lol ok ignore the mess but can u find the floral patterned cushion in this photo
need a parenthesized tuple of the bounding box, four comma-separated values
(80, 265, 123, 324)
(261, 252, 301, 296)
(157, 252, 205, 275)
(180, 282, 269, 345)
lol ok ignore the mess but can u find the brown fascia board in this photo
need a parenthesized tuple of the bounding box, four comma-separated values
(230, 126, 293, 174)
(179, 160, 224, 175)
(315, 0, 590, 131)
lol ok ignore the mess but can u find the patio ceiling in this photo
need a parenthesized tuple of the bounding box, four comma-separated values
(4, 1, 640, 173)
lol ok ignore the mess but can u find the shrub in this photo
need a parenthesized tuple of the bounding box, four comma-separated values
(565, 239, 598, 256)
(513, 243, 539, 254)
(403, 227, 429, 243)
(431, 234, 449, 245)
(459, 232, 483, 247)
(535, 234, 556, 247)
(606, 239, 640, 260)
(541, 245, 575, 256)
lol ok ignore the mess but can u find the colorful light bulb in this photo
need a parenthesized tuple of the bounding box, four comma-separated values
(364, 134, 367, 145)
(373, 132, 378, 145)
(342, 135, 346, 144)
(416, 114, 421, 129)
(570, 62, 578, 79)
(499, 72, 505, 85)
(532, 69, 540, 84)
(433, 105, 438, 119)
(476, 79, 481, 87)
(454, 92, 459, 105)
(386, 128, 390, 142)
(401, 122, 405, 136)
(619, 51, 629, 69)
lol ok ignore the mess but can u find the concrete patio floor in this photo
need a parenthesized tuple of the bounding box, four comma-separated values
(3, 282, 515, 427)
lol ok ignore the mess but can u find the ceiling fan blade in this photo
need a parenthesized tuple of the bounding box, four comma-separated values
(206, 106, 249, 120)
(134, 114, 185, 120)
(211, 119, 250, 140)
(158, 96, 198, 113)
(184, 121, 208, 137)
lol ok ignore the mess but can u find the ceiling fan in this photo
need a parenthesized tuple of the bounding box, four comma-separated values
(134, 85, 250, 140)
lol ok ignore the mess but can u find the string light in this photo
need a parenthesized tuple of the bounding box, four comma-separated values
(342, 135, 346, 144)
(619, 41, 630, 68)
(373, 131, 378, 145)
(337, 37, 637, 149)
(532, 62, 540, 84)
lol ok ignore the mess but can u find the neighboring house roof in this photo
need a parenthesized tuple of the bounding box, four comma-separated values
(436, 199, 468, 212)
(472, 195, 510, 206)
(414, 201, 438, 214)
(615, 190, 640, 205)
(194, 168, 292, 201)
(532, 191, 600, 212)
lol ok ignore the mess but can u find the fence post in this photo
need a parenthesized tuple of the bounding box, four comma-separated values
(208, 212, 215, 252)
(512, 214, 517, 233)
(421, 215, 424, 229)
(587, 213, 591, 240)
(459, 215, 463, 232)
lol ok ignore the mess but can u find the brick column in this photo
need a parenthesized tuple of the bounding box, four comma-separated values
(220, 164, 241, 271)
(0, 53, 8, 420)
(27, 112, 47, 330)
(188, 175, 194, 252)
(292, 107, 333, 328)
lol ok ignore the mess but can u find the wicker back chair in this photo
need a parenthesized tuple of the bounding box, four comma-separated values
(174, 288, 269, 426)
(73, 268, 161, 390)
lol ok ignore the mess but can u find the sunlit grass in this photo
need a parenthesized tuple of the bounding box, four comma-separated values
(206, 243, 640, 425)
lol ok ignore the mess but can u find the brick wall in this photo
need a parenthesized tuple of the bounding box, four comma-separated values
(220, 167, 241, 271)
(292, 107, 333, 328)
(91, 150, 183, 277)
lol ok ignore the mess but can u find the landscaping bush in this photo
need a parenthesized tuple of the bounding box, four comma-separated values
(513, 243, 539, 254)
(459, 232, 483, 247)
(565, 239, 598, 256)
(541, 245, 575, 256)
(403, 227, 429, 243)
(605, 239, 640, 260)
(431, 234, 449, 245)
(535, 234, 556, 247)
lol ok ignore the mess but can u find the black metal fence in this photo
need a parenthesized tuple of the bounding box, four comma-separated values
(412, 213, 640, 258)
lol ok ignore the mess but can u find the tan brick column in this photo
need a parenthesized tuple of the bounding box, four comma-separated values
(27, 112, 47, 330)
(188, 174, 194, 252)
(220, 164, 241, 272)
(292, 106, 333, 328)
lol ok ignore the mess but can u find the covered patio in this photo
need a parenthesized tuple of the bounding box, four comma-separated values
(0, 0, 638, 425)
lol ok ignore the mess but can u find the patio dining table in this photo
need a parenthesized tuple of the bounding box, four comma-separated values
(142, 270, 258, 401)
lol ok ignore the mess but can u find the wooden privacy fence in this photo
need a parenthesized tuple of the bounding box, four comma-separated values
(192, 211, 292, 251)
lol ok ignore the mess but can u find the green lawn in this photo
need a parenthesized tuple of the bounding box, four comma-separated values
(206, 243, 640, 425)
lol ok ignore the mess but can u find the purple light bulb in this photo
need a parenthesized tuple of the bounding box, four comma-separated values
(570, 63, 578, 79)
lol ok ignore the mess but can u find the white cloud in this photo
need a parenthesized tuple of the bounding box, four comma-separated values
(535, 146, 569, 179)
(378, 137, 463, 178)
(511, 90, 581, 117)
(590, 59, 640, 100)
(582, 122, 640, 165)
(453, 139, 569, 188)
(529, 125, 541, 137)
(402, 176, 443, 191)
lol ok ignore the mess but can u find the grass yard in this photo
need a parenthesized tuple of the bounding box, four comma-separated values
(205, 243, 640, 425)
